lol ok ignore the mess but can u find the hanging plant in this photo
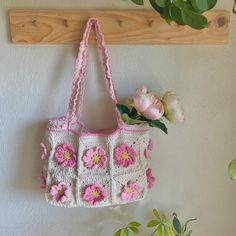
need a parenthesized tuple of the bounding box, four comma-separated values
(128, 0, 219, 29)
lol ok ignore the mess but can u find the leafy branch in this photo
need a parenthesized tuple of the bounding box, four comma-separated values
(114, 221, 141, 236)
(129, 0, 218, 29)
(113, 209, 196, 236)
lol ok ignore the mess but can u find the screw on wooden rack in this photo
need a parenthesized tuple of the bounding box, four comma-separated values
(217, 17, 226, 28)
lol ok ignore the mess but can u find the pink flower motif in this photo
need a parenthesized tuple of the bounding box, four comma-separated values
(83, 147, 107, 169)
(121, 181, 142, 202)
(144, 139, 153, 160)
(55, 143, 77, 168)
(133, 86, 164, 120)
(114, 144, 137, 168)
(83, 184, 107, 205)
(39, 171, 46, 190)
(50, 182, 70, 203)
(40, 142, 48, 160)
(146, 168, 156, 189)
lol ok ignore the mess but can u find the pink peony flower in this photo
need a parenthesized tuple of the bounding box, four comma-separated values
(39, 171, 46, 190)
(114, 144, 137, 168)
(55, 143, 77, 168)
(144, 139, 153, 160)
(146, 168, 156, 189)
(50, 182, 70, 203)
(121, 181, 142, 202)
(83, 147, 107, 169)
(133, 86, 164, 120)
(40, 142, 48, 160)
(83, 184, 107, 205)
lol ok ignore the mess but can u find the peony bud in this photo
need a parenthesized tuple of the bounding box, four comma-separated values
(162, 91, 185, 123)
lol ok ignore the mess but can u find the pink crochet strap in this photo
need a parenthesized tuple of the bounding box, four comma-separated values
(66, 18, 123, 129)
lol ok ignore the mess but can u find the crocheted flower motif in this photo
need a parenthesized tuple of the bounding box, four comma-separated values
(144, 139, 153, 160)
(146, 168, 156, 189)
(55, 143, 77, 167)
(39, 171, 46, 190)
(114, 144, 137, 168)
(83, 184, 107, 205)
(40, 142, 48, 160)
(121, 181, 142, 202)
(83, 147, 107, 169)
(50, 182, 70, 203)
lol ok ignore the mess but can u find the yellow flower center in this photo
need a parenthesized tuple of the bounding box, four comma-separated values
(92, 154, 101, 164)
(92, 190, 100, 198)
(127, 187, 134, 193)
(121, 151, 130, 160)
(64, 151, 71, 160)
(58, 189, 65, 196)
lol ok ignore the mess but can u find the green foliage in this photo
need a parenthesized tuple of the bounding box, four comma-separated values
(113, 221, 141, 236)
(147, 209, 175, 236)
(130, 0, 219, 29)
(172, 213, 196, 236)
(116, 104, 168, 134)
(131, 0, 144, 5)
(228, 158, 236, 180)
(113, 209, 196, 236)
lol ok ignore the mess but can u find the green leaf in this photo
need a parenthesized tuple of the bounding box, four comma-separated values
(120, 228, 129, 236)
(181, 7, 208, 29)
(149, 0, 164, 13)
(164, 226, 175, 236)
(114, 229, 121, 236)
(149, 0, 172, 24)
(149, 120, 168, 134)
(228, 158, 236, 180)
(147, 220, 160, 227)
(129, 107, 139, 118)
(127, 222, 141, 227)
(155, 0, 169, 7)
(153, 209, 160, 219)
(121, 114, 143, 125)
(170, 4, 185, 25)
(128, 227, 139, 233)
(190, 0, 217, 11)
(117, 104, 130, 115)
(173, 215, 182, 234)
(131, 0, 144, 5)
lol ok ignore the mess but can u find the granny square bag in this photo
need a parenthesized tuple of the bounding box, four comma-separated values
(40, 18, 151, 208)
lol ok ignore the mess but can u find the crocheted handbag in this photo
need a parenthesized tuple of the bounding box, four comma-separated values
(40, 18, 153, 208)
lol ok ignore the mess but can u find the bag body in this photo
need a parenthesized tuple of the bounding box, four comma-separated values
(40, 18, 151, 208)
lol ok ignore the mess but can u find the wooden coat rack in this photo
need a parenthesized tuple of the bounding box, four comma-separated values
(9, 9, 230, 45)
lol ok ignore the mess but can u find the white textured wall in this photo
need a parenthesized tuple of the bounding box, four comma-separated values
(1, 0, 236, 235)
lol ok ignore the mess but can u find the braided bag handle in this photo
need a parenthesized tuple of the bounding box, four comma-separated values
(66, 18, 123, 129)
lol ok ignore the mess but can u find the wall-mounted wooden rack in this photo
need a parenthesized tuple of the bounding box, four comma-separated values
(9, 9, 230, 45)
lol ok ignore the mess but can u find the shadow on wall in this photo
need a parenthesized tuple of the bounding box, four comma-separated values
(12, 121, 47, 197)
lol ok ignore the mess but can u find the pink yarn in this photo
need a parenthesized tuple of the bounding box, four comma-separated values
(144, 139, 153, 160)
(83, 147, 107, 169)
(146, 168, 156, 189)
(40, 142, 48, 160)
(50, 182, 70, 203)
(83, 184, 107, 205)
(114, 144, 137, 168)
(55, 143, 77, 168)
(121, 181, 141, 202)
(39, 171, 46, 190)
(66, 18, 123, 130)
